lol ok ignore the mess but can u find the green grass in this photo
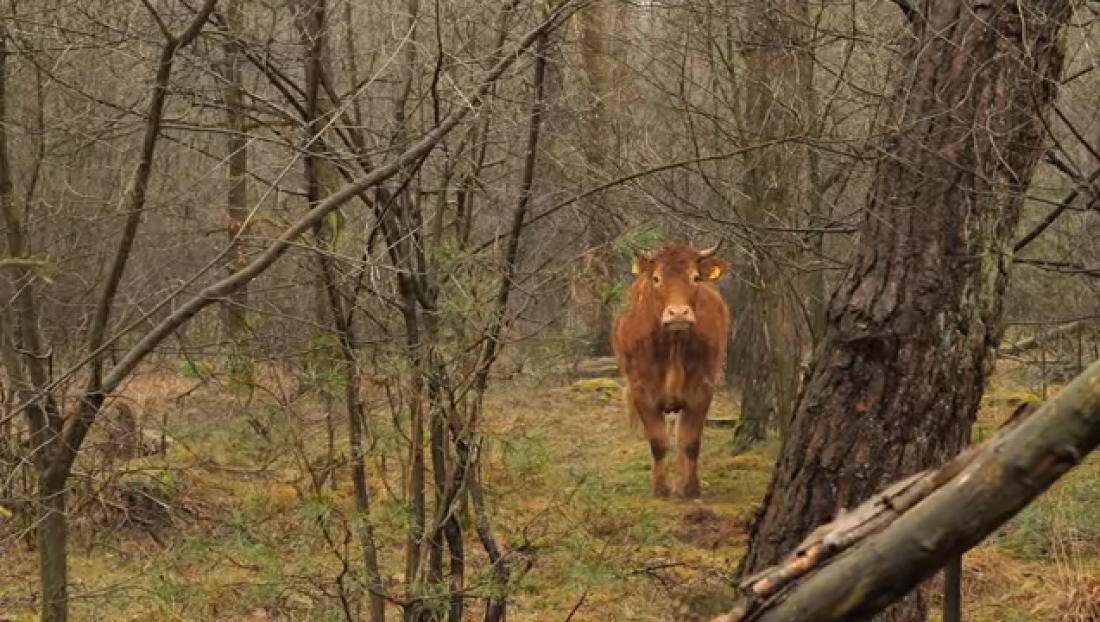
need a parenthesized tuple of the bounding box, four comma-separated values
(2, 362, 1099, 621)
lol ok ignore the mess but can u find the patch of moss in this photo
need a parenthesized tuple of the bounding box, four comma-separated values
(570, 377, 622, 393)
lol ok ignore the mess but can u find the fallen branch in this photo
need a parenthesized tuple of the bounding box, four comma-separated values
(999, 319, 1086, 357)
(569, 356, 620, 379)
(712, 352, 1100, 621)
(715, 402, 1034, 621)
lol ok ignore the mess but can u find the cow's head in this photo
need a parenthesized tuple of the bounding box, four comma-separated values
(631, 241, 731, 332)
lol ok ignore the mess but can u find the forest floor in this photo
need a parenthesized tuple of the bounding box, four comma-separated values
(2, 360, 1100, 621)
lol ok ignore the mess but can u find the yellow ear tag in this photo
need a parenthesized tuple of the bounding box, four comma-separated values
(631, 258, 642, 275)
(707, 265, 723, 280)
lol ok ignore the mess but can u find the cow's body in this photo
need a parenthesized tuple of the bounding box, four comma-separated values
(611, 242, 731, 498)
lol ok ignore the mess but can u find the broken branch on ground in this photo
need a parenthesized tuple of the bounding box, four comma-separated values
(712, 355, 1100, 621)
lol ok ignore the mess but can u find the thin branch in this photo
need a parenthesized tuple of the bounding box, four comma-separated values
(45, 0, 223, 489)
(1054, 105, 1100, 166)
(85, 0, 220, 387)
(1062, 61, 1099, 85)
(0, 257, 48, 272)
(461, 20, 551, 622)
(1000, 320, 1086, 357)
(0, 24, 56, 441)
(1013, 167, 1100, 253)
(888, 0, 919, 25)
(471, 136, 804, 255)
(1016, 257, 1100, 279)
(139, 0, 174, 42)
(1044, 150, 1079, 179)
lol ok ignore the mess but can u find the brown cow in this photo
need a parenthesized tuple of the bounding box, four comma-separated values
(611, 241, 731, 498)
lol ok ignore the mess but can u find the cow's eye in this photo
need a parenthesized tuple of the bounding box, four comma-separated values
(693, 273, 702, 282)
(651, 275, 660, 284)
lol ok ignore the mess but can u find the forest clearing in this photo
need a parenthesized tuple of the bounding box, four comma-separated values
(3, 355, 1096, 621)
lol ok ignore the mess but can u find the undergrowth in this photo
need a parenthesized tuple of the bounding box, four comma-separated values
(0, 361, 1097, 621)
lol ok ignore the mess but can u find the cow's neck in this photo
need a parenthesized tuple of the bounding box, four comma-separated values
(659, 327, 694, 342)
(657, 328, 697, 357)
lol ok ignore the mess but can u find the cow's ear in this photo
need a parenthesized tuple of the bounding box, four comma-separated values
(631, 257, 649, 275)
(699, 258, 730, 281)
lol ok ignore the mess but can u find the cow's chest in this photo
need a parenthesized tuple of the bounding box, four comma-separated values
(646, 332, 711, 410)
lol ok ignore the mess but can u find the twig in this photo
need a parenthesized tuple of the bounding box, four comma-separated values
(564, 589, 589, 622)
(0, 257, 47, 271)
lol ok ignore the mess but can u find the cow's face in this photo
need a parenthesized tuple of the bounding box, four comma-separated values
(631, 243, 730, 332)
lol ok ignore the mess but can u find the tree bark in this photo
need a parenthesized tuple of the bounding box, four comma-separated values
(739, 3, 1071, 621)
(36, 473, 68, 622)
(577, 0, 619, 357)
(728, 0, 808, 453)
(219, 0, 253, 381)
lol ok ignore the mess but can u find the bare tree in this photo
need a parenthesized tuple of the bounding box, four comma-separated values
(576, 0, 622, 356)
(217, 0, 253, 386)
(728, 0, 810, 451)
(1, 4, 219, 618)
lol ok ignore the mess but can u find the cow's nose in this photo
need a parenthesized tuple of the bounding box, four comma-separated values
(662, 305, 695, 328)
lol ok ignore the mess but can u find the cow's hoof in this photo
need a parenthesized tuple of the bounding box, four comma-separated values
(652, 482, 671, 498)
(675, 484, 701, 500)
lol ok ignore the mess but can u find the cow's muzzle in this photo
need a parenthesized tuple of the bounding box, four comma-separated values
(661, 305, 695, 331)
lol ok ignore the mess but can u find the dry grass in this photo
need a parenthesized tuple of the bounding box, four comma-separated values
(1030, 573, 1100, 622)
(1, 359, 1098, 621)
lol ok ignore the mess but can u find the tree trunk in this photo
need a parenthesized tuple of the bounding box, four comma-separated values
(739, 3, 1071, 621)
(0, 32, 68, 622)
(298, 1, 387, 618)
(728, 0, 807, 452)
(801, 3, 830, 350)
(578, 0, 619, 357)
(37, 473, 68, 622)
(220, 0, 253, 382)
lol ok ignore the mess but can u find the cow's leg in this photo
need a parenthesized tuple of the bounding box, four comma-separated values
(676, 399, 711, 499)
(632, 391, 671, 497)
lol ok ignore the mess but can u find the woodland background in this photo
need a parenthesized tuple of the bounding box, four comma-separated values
(2, 0, 1099, 621)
